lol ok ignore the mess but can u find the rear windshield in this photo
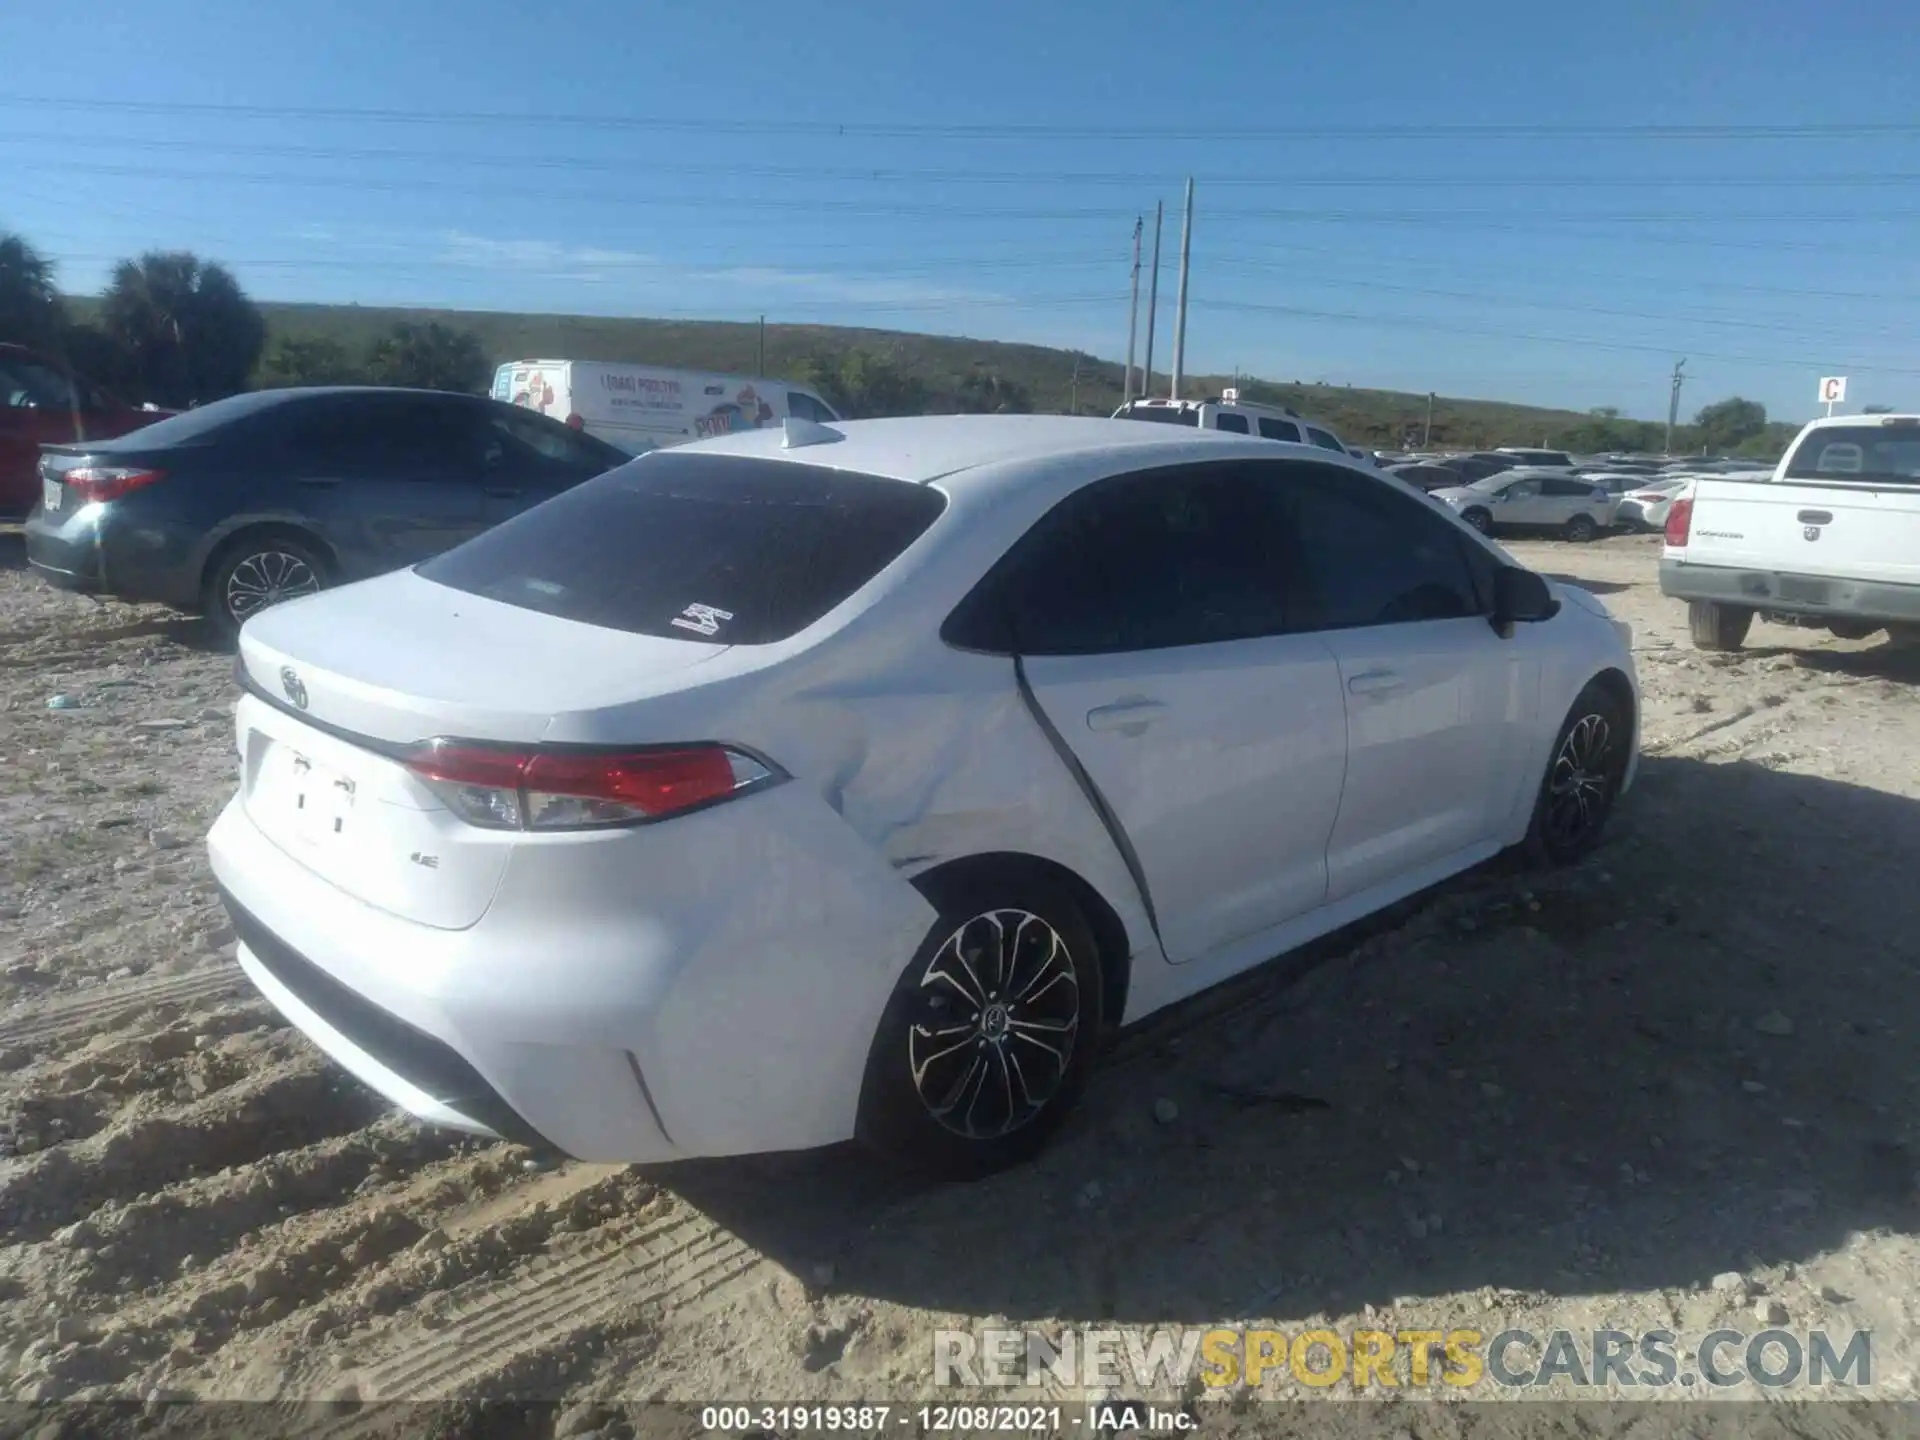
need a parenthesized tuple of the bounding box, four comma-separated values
(1785, 426, 1920, 485)
(81, 389, 298, 448)
(1115, 405, 1199, 427)
(416, 452, 947, 644)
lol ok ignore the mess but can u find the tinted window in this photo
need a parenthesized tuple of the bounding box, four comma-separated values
(486, 405, 620, 471)
(0, 357, 80, 409)
(1116, 405, 1199, 427)
(944, 462, 1291, 655)
(274, 394, 480, 472)
(1287, 467, 1482, 629)
(1258, 417, 1301, 442)
(1213, 412, 1250, 434)
(1786, 426, 1920, 485)
(418, 452, 945, 644)
(1306, 427, 1346, 453)
(89, 389, 303, 447)
(787, 392, 838, 424)
(1542, 476, 1600, 498)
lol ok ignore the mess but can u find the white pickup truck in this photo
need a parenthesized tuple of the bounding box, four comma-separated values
(1659, 413, 1920, 650)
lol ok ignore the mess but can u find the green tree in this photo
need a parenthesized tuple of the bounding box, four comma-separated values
(256, 335, 363, 388)
(99, 251, 266, 408)
(1693, 396, 1768, 454)
(792, 349, 930, 419)
(956, 370, 1034, 414)
(0, 233, 65, 350)
(365, 321, 490, 393)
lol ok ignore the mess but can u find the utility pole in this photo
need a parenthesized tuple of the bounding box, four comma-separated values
(1423, 391, 1434, 448)
(757, 316, 766, 376)
(1123, 217, 1142, 405)
(1170, 177, 1195, 400)
(1142, 202, 1164, 399)
(1070, 356, 1081, 415)
(1665, 359, 1687, 455)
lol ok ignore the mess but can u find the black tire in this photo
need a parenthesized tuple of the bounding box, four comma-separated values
(856, 873, 1104, 1180)
(1688, 600, 1753, 652)
(1461, 507, 1493, 534)
(1564, 513, 1598, 543)
(202, 532, 328, 638)
(1523, 680, 1631, 866)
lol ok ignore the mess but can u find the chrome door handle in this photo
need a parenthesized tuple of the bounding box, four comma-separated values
(1086, 700, 1167, 733)
(1347, 670, 1405, 695)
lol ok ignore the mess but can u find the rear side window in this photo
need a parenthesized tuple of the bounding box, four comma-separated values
(1213, 412, 1250, 434)
(1116, 405, 1199, 427)
(787, 392, 838, 424)
(943, 461, 1293, 655)
(417, 453, 946, 644)
(1542, 476, 1599, 498)
(1786, 426, 1920, 485)
(1258, 418, 1301, 442)
(486, 404, 620, 471)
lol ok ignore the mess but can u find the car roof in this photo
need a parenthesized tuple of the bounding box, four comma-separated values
(668, 413, 1340, 488)
(1800, 413, 1920, 429)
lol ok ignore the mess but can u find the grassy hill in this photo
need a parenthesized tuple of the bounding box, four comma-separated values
(246, 300, 1601, 452)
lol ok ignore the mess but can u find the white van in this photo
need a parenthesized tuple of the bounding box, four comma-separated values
(491, 360, 841, 456)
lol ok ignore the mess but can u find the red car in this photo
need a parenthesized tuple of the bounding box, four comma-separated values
(0, 345, 165, 520)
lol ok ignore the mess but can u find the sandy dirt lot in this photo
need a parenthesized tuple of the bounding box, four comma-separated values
(3, 524, 1918, 1433)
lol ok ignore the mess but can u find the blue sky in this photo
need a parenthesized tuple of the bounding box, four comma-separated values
(4, 0, 1919, 422)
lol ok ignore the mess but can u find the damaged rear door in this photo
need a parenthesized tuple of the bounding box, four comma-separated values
(970, 459, 1349, 964)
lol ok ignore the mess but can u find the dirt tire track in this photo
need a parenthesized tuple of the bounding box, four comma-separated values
(317, 1203, 756, 1405)
(0, 967, 241, 1052)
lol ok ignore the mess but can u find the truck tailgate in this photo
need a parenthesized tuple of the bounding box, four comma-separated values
(1680, 478, 1920, 586)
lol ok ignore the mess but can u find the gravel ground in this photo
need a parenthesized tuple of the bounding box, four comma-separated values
(3, 524, 1918, 1434)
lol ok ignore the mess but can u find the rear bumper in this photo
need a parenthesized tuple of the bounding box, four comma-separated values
(205, 782, 936, 1163)
(1659, 558, 1920, 624)
(24, 504, 204, 606)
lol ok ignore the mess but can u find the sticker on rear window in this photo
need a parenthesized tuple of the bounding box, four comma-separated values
(670, 603, 734, 637)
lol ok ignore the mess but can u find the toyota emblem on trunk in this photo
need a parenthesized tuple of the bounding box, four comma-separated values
(280, 666, 309, 710)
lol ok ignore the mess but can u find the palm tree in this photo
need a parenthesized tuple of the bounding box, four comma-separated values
(366, 321, 491, 393)
(100, 251, 265, 408)
(0, 233, 65, 350)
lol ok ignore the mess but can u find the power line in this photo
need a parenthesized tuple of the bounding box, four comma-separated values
(1190, 297, 1920, 377)
(9, 130, 1920, 188)
(18, 159, 1920, 224)
(1207, 247, 1910, 305)
(2, 95, 1916, 141)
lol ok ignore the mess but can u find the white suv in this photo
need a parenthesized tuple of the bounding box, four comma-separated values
(1114, 390, 1355, 455)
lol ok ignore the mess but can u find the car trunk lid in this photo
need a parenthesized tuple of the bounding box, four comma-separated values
(233, 568, 731, 928)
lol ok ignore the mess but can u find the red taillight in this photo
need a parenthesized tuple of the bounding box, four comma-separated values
(565, 413, 584, 430)
(64, 466, 164, 503)
(403, 741, 774, 831)
(1665, 497, 1693, 546)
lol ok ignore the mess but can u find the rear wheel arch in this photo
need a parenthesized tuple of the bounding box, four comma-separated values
(908, 851, 1133, 1038)
(200, 521, 338, 597)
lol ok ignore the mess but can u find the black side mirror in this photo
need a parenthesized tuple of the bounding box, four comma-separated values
(1491, 566, 1558, 638)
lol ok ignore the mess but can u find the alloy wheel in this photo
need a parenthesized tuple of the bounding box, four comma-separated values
(1545, 712, 1614, 848)
(908, 909, 1080, 1140)
(226, 550, 319, 622)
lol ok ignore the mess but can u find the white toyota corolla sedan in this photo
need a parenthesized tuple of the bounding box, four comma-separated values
(207, 415, 1638, 1178)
